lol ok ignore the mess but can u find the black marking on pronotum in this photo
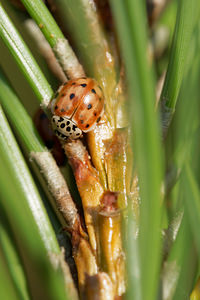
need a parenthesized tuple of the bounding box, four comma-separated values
(87, 104, 92, 109)
(67, 121, 70, 125)
(72, 125, 76, 131)
(55, 129, 67, 140)
(91, 89, 96, 94)
(70, 93, 75, 100)
(81, 83, 87, 87)
(58, 117, 64, 122)
(60, 123, 65, 128)
(52, 117, 56, 122)
(55, 130, 61, 136)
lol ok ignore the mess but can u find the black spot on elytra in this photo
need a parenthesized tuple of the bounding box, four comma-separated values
(80, 120, 84, 124)
(86, 124, 90, 128)
(81, 83, 87, 87)
(97, 117, 101, 123)
(58, 117, 64, 122)
(76, 133, 80, 136)
(67, 121, 70, 125)
(60, 108, 65, 112)
(70, 93, 75, 100)
(66, 127, 71, 132)
(72, 125, 76, 131)
(60, 123, 65, 128)
(87, 104, 92, 110)
(91, 89, 96, 94)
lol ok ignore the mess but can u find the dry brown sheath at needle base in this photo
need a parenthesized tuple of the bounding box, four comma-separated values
(84, 272, 115, 300)
(104, 129, 133, 209)
(86, 115, 113, 190)
(71, 224, 98, 293)
(130, 174, 140, 223)
(98, 192, 125, 297)
(63, 139, 104, 254)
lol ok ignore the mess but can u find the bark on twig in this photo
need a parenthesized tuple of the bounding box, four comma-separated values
(30, 151, 79, 229)
(53, 38, 85, 79)
(64, 140, 104, 254)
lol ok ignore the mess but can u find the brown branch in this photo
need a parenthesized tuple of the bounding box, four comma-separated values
(63, 139, 104, 254)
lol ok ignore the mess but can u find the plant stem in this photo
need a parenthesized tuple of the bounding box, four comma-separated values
(0, 68, 80, 231)
(160, 0, 200, 137)
(0, 2, 53, 108)
(182, 164, 200, 259)
(110, 1, 163, 300)
(21, 0, 63, 48)
(0, 105, 71, 300)
(163, 213, 197, 300)
(21, 0, 85, 79)
(0, 218, 30, 300)
(0, 104, 59, 253)
(0, 247, 20, 300)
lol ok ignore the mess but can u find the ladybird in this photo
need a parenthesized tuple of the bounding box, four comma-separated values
(50, 78, 104, 140)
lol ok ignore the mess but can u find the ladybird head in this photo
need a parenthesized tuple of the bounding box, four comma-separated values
(51, 116, 82, 140)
